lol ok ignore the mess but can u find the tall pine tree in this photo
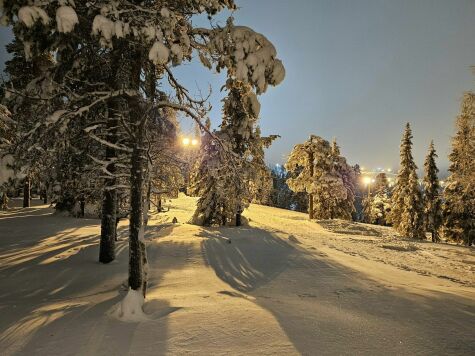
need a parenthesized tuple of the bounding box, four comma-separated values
(443, 92, 475, 245)
(390, 123, 425, 239)
(423, 141, 442, 242)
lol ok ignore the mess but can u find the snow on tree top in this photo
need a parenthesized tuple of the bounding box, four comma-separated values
(18, 6, 50, 28)
(56, 6, 79, 33)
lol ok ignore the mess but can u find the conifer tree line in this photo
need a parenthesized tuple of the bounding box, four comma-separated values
(0, 1, 286, 300)
(274, 91, 473, 245)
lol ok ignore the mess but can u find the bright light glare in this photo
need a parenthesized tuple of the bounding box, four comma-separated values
(191, 139, 198, 146)
(182, 137, 190, 146)
(362, 176, 372, 185)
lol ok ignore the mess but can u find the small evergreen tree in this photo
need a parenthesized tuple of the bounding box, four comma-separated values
(363, 173, 391, 225)
(443, 92, 475, 245)
(423, 141, 442, 242)
(390, 123, 425, 239)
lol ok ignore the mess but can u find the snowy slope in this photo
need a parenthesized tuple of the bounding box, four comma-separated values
(0, 196, 474, 355)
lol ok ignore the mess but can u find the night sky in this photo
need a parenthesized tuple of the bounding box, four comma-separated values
(1, 0, 474, 174)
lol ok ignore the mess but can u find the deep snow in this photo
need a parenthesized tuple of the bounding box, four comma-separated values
(0, 196, 474, 355)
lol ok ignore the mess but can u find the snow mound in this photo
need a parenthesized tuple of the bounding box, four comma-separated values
(56, 6, 79, 33)
(109, 288, 149, 322)
(18, 6, 50, 28)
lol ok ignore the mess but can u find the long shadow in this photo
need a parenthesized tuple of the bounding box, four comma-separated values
(200, 225, 475, 355)
(199, 227, 294, 292)
(0, 207, 186, 355)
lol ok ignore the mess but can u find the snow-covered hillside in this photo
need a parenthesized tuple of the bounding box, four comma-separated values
(0, 195, 474, 355)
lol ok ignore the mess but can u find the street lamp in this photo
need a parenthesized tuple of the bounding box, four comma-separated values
(362, 176, 372, 197)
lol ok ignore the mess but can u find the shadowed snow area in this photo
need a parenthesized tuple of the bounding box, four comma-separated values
(0, 196, 474, 355)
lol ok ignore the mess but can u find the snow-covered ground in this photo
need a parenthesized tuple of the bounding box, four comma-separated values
(0, 195, 474, 355)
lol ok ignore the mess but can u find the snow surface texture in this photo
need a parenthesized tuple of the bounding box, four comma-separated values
(0, 196, 474, 355)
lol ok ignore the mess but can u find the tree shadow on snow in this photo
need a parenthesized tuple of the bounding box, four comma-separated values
(199, 226, 295, 292)
(199, 224, 475, 355)
(0, 207, 185, 356)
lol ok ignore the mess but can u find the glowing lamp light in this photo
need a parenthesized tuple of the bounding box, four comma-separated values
(182, 137, 190, 146)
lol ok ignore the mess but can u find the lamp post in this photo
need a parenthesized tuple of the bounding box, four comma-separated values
(181, 136, 199, 195)
(362, 176, 374, 198)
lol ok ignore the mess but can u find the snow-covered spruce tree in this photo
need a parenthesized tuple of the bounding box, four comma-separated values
(269, 165, 307, 212)
(1, 37, 47, 208)
(248, 128, 276, 206)
(363, 173, 391, 225)
(423, 141, 442, 242)
(190, 131, 239, 226)
(192, 76, 282, 226)
(390, 123, 425, 239)
(285, 135, 322, 219)
(443, 92, 475, 245)
(285, 136, 355, 220)
(327, 139, 356, 220)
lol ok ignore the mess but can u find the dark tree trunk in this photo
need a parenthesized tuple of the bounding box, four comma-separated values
(80, 196, 85, 218)
(99, 111, 118, 263)
(23, 176, 31, 208)
(128, 49, 148, 296)
(236, 212, 241, 226)
(129, 144, 145, 293)
(100, 184, 117, 263)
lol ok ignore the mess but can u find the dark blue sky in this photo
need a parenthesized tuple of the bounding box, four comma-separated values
(1, 0, 474, 173)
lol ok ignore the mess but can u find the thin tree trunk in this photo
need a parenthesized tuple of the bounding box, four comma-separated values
(236, 207, 242, 226)
(99, 111, 118, 263)
(1, 192, 8, 210)
(80, 196, 85, 218)
(23, 176, 30, 208)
